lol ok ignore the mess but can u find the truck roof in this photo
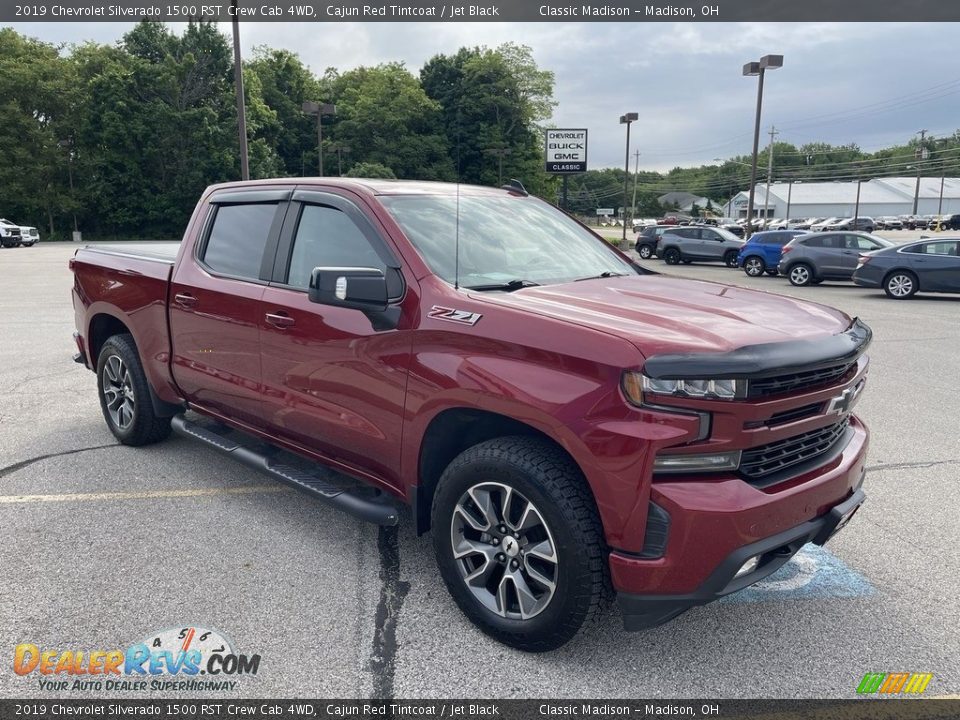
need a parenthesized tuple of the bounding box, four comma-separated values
(205, 177, 520, 197)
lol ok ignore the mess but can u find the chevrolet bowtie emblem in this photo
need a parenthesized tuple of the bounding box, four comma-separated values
(826, 379, 865, 416)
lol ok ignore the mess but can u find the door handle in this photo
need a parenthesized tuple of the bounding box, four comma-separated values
(265, 312, 295, 329)
(174, 292, 197, 308)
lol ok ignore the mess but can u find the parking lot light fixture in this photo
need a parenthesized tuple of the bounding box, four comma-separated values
(620, 112, 639, 245)
(302, 101, 337, 176)
(742, 54, 783, 237)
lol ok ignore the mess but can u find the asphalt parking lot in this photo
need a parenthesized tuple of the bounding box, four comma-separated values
(1, 242, 958, 700)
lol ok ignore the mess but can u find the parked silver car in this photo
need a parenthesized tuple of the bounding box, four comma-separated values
(658, 226, 745, 267)
(778, 232, 895, 286)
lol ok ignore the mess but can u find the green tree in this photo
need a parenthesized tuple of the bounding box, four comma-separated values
(345, 162, 396, 179)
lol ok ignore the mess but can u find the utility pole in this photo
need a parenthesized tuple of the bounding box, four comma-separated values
(785, 179, 793, 220)
(761, 125, 778, 229)
(631, 150, 641, 216)
(913, 129, 928, 215)
(484, 146, 511, 185)
(231, 0, 250, 181)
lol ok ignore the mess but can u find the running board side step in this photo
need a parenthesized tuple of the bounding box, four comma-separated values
(171, 415, 398, 526)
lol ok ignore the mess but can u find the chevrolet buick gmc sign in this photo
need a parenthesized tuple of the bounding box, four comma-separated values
(545, 128, 588, 173)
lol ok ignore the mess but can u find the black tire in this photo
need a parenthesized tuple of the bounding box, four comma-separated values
(432, 436, 607, 652)
(723, 250, 739, 268)
(787, 263, 814, 286)
(96, 334, 172, 446)
(636, 243, 654, 260)
(663, 248, 680, 265)
(743, 256, 765, 277)
(883, 270, 918, 299)
(681, 259, 693, 264)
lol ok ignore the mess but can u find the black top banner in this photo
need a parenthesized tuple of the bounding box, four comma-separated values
(2, 0, 959, 22)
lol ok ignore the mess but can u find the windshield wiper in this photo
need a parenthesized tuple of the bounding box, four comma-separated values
(574, 271, 628, 282)
(464, 279, 541, 292)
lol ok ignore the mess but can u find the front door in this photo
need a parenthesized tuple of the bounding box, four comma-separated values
(258, 191, 410, 489)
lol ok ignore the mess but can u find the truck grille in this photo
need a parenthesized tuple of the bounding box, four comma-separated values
(748, 362, 854, 398)
(740, 418, 849, 480)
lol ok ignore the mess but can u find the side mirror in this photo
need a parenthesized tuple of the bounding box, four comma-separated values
(309, 267, 388, 311)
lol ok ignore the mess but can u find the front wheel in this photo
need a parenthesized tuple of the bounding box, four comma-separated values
(884, 271, 918, 299)
(788, 264, 814, 286)
(723, 250, 740, 268)
(663, 248, 680, 265)
(743, 256, 765, 277)
(432, 437, 606, 652)
(97, 334, 172, 446)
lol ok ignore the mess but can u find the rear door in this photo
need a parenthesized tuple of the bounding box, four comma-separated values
(909, 241, 960, 291)
(169, 189, 289, 426)
(814, 233, 847, 277)
(257, 190, 410, 488)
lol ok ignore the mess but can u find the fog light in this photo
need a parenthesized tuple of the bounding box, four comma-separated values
(734, 555, 760, 579)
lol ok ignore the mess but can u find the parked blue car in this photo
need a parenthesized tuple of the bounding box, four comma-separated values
(737, 229, 810, 277)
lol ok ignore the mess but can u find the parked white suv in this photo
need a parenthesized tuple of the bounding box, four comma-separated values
(0, 218, 38, 246)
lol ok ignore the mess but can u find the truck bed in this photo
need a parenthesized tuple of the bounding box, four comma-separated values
(83, 241, 181, 263)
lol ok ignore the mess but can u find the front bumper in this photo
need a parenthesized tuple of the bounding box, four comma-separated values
(618, 483, 865, 630)
(612, 415, 868, 630)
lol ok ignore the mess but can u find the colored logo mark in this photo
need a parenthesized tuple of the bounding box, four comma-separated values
(857, 672, 933, 695)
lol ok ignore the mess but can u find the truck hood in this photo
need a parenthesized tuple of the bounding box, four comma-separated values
(477, 275, 851, 358)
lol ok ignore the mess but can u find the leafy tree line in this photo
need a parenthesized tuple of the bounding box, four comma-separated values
(0, 22, 556, 239)
(3, 22, 960, 238)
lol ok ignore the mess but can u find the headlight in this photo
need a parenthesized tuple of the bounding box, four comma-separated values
(622, 372, 746, 404)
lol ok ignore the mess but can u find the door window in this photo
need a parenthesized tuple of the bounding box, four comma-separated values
(202, 203, 280, 279)
(916, 241, 960, 256)
(287, 204, 386, 289)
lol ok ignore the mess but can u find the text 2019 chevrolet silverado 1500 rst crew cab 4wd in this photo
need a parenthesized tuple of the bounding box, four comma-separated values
(70, 179, 870, 651)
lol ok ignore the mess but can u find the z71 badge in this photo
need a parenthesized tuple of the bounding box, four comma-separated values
(428, 306, 482, 326)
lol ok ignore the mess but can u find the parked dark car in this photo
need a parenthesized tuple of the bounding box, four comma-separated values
(942, 214, 960, 231)
(659, 226, 745, 267)
(778, 232, 894, 286)
(737, 230, 809, 277)
(829, 217, 875, 233)
(720, 222, 745, 237)
(634, 224, 677, 259)
(853, 238, 960, 298)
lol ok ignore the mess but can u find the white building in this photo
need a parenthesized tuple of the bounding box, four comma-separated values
(724, 177, 960, 219)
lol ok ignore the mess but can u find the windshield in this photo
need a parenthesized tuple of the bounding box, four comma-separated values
(380, 194, 636, 288)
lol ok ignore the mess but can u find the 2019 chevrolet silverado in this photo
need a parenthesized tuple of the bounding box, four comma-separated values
(70, 179, 871, 651)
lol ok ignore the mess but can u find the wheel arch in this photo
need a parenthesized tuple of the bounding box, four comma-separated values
(413, 407, 590, 536)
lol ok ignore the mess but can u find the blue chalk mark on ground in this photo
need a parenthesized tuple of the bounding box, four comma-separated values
(718, 545, 873, 604)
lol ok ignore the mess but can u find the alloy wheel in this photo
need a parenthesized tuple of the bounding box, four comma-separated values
(744, 257, 764, 276)
(101, 355, 135, 430)
(789, 266, 811, 285)
(450, 482, 558, 620)
(887, 273, 914, 298)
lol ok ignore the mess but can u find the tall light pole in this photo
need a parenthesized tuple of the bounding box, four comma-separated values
(742, 54, 783, 238)
(302, 101, 336, 176)
(331, 144, 351, 176)
(484, 146, 512, 185)
(231, 0, 249, 181)
(620, 112, 638, 245)
(632, 149, 641, 217)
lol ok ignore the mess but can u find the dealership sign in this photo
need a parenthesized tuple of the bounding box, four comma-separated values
(545, 129, 587, 173)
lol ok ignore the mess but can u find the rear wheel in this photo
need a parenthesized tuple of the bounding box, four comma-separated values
(743, 256, 765, 277)
(788, 263, 814, 286)
(723, 250, 739, 268)
(663, 248, 680, 265)
(432, 437, 606, 652)
(637, 243, 654, 259)
(884, 270, 918, 299)
(97, 334, 172, 446)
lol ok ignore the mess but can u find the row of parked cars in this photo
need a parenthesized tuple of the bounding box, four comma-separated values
(0, 218, 40, 247)
(634, 224, 960, 299)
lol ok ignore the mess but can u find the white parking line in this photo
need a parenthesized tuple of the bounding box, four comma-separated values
(0, 485, 292, 504)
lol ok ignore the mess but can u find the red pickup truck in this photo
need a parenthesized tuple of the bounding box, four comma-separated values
(70, 179, 870, 651)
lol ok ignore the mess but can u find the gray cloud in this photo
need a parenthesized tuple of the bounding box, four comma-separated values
(7, 21, 959, 171)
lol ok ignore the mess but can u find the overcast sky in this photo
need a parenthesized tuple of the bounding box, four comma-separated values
(7, 22, 960, 171)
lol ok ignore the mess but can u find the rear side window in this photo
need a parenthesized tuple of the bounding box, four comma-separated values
(203, 203, 279, 279)
(287, 204, 385, 289)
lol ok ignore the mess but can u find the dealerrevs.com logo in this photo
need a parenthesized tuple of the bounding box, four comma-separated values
(14, 626, 260, 692)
